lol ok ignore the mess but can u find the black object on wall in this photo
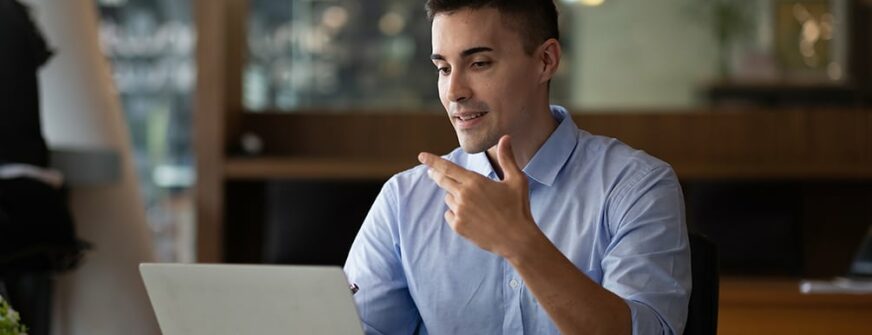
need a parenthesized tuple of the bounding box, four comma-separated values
(685, 181, 872, 277)
(685, 182, 805, 276)
(224, 180, 383, 266)
(225, 178, 872, 278)
(264, 180, 382, 265)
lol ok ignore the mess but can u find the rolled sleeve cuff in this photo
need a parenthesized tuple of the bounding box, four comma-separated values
(626, 299, 678, 335)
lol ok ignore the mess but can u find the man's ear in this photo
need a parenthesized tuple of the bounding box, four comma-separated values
(538, 39, 561, 84)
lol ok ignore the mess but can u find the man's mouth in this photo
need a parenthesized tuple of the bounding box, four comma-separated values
(454, 112, 488, 122)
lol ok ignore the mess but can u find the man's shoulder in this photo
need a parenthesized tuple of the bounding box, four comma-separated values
(574, 129, 675, 184)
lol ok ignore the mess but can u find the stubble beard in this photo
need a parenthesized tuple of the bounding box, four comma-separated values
(457, 128, 499, 154)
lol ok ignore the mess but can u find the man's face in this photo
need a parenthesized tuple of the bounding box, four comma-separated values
(431, 8, 542, 153)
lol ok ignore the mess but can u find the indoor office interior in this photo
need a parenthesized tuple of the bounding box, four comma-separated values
(1, 0, 871, 334)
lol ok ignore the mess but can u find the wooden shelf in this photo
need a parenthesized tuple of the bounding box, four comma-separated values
(226, 109, 872, 181)
(224, 157, 416, 180)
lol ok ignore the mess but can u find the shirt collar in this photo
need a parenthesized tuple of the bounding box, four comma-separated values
(466, 151, 495, 179)
(464, 105, 578, 186)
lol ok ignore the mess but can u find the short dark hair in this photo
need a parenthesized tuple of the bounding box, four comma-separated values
(425, 0, 559, 55)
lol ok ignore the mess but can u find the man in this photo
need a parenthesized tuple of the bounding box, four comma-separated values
(344, 1, 691, 334)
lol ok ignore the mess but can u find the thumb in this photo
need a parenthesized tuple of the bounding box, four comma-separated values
(497, 135, 522, 181)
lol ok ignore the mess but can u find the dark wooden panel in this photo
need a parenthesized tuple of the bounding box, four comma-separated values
(230, 108, 872, 180)
(237, 111, 455, 158)
(579, 109, 872, 167)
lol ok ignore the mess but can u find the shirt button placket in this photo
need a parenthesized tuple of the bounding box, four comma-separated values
(502, 265, 524, 334)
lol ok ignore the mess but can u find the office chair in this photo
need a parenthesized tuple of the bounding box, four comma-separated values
(684, 233, 719, 335)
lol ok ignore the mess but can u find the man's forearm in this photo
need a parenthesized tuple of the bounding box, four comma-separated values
(505, 229, 632, 335)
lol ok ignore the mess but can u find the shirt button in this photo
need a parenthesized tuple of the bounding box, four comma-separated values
(509, 279, 519, 288)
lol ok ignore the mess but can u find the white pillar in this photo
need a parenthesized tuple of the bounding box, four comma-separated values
(23, 0, 160, 334)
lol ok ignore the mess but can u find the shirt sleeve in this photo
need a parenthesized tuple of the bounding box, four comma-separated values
(344, 178, 422, 335)
(601, 165, 692, 335)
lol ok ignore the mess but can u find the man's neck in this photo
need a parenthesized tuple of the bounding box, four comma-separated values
(486, 103, 559, 179)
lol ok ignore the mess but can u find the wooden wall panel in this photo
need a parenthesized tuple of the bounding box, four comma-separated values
(238, 112, 455, 158)
(194, 0, 247, 262)
(232, 109, 872, 180)
(194, 0, 225, 263)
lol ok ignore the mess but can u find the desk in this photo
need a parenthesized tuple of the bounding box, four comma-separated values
(719, 278, 872, 335)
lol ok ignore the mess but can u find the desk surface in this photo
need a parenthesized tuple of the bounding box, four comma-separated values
(719, 277, 872, 335)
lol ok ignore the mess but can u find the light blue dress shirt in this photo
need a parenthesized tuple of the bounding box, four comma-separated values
(344, 105, 691, 335)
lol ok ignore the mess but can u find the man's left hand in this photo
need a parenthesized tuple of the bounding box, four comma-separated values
(418, 135, 540, 259)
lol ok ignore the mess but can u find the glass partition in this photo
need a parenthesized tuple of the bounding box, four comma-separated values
(244, 0, 849, 112)
(244, 0, 575, 112)
(96, 0, 196, 262)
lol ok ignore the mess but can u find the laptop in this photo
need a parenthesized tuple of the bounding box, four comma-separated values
(799, 226, 872, 294)
(848, 225, 872, 278)
(140, 263, 364, 335)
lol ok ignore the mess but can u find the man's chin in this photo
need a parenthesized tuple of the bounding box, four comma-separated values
(458, 137, 496, 154)
(460, 145, 487, 154)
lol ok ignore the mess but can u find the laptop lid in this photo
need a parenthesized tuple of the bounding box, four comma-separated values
(849, 226, 872, 277)
(140, 263, 364, 335)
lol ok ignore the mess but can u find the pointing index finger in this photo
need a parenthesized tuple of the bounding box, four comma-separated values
(418, 152, 476, 183)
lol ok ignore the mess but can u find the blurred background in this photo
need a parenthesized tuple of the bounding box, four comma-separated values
(0, 0, 870, 334)
(97, 0, 871, 263)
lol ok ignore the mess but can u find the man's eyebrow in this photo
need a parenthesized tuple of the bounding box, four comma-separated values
(460, 46, 493, 57)
(430, 46, 494, 61)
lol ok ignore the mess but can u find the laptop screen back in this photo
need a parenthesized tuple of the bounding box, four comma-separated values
(850, 227, 872, 277)
(140, 263, 364, 335)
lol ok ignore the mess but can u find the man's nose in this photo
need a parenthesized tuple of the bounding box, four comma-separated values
(446, 72, 472, 103)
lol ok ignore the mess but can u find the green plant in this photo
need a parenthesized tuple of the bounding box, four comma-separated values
(686, 0, 758, 78)
(711, 0, 756, 76)
(0, 296, 27, 335)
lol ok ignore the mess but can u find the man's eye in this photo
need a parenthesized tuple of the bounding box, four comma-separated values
(471, 61, 491, 69)
(437, 67, 450, 75)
